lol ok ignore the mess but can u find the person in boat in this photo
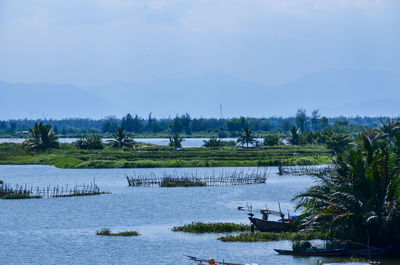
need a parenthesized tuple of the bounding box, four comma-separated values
(208, 257, 218, 265)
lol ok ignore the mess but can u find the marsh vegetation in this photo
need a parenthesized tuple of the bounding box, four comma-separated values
(96, 228, 140, 237)
(172, 222, 250, 233)
(218, 232, 329, 242)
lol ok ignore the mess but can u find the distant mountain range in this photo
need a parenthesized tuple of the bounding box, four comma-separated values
(1, 68, 399, 119)
(0, 81, 124, 119)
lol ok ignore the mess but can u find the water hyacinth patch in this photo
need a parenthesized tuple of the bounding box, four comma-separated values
(96, 228, 140, 237)
(172, 222, 250, 233)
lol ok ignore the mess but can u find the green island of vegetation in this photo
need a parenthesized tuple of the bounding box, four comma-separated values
(0, 124, 332, 169)
(52, 191, 110, 197)
(96, 228, 140, 237)
(218, 232, 330, 242)
(0, 108, 372, 170)
(160, 177, 206, 187)
(0, 142, 330, 168)
(172, 222, 250, 233)
(0, 110, 368, 169)
(1, 194, 42, 199)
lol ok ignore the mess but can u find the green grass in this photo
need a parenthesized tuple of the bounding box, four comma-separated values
(218, 232, 330, 242)
(172, 222, 251, 233)
(96, 228, 140, 237)
(0, 142, 331, 168)
(1, 194, 42, 199)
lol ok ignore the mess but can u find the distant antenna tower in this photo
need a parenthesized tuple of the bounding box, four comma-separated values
(220, 104, 223, 119)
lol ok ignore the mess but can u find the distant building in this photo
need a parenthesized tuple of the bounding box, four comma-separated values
(13, 131, 29, 136)
(104, 115, 117, 120)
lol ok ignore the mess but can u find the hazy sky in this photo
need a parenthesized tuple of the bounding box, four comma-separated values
(0, 0, 399, 88)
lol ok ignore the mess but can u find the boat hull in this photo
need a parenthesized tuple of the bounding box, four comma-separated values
(274, 247, 392, 257)
(249, 217, 294, 232)
(274, 249, 345, 257)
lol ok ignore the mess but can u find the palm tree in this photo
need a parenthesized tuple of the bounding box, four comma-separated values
(237, 127, 257, 147)
(325, 133, 351, 155)
(293, 133, 400, 248)
(109, 127, 134, 149)
(169, 134, 183, 150)
(23, 122, 59, 152)
(287, 126, 301, 145)
(380, 118, 400, 145)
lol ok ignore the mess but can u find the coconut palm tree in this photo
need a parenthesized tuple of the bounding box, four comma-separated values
(293, 133, 400, 248)
(287, 126, 301, 145)
(380, 118, 400, 145)
(237, 127, 257, 147)
(325, 133, 352, 155)
(169, 134, 183, 150)
(109, 127, 134, 149)
(23, 122, 59, 152)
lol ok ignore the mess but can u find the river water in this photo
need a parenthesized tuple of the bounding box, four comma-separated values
(0, 165, 397, 265)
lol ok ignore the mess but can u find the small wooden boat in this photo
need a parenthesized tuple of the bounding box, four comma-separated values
(274, 246, 392, 257)
(238, 203, 298, 233)
(344, 246, 392, 257)
(185, 255, 253, 265)
(248, 216, 294, 232)
(274, 248, 346, 257)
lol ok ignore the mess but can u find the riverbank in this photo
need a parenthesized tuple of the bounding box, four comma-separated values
(0, 142, 331, 168)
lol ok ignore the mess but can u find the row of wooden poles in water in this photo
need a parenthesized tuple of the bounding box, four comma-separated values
(126, 169, 269, 187)
(0, 166, 334, 197)
(0, 182, 105, 198)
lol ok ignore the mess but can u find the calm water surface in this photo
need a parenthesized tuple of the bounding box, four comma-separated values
(0, 165, 396, 265)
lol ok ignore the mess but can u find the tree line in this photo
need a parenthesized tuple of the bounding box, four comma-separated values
(0, 110, 393, 136)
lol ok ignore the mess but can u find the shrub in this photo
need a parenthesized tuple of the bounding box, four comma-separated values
(203, 137, 224, 147)
(75, 135, 104, 150)
(263, 135, 281, 146)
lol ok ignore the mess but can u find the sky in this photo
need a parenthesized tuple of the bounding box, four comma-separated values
(0, 0, 399, 87)
(0, 0, 399, 119)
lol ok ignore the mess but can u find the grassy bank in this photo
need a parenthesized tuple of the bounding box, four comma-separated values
(96, 228, 140, 237)
(172, 222, 251, 233)
(0, 142, 331, 169)
(218, 232, 330, 242)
